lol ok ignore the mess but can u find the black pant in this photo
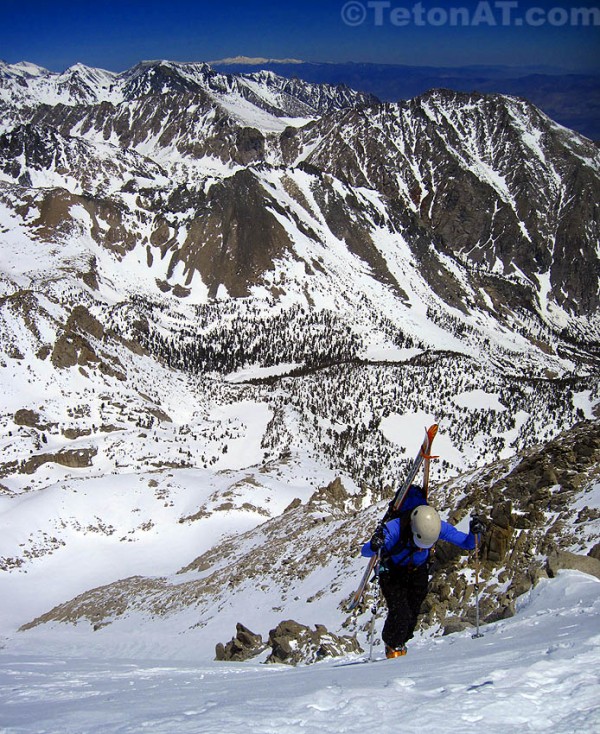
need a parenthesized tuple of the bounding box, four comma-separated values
(378, 563, 429, 649)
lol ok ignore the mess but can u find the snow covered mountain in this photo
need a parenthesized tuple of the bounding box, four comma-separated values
(0, 59, 376, 129)
(0, 59, 598, 687)
(1, 60, 597, 325)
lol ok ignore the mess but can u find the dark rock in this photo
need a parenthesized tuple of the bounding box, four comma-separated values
(484, 603, 516, 624)
(283, 497, 302, 513)
(175, 169, 294, 299)
(484, 525, 513, 563)
(491, 500, 512, 529)
(68, 305, 105, 340)
(62, 427, 92, 439)
(51, 332, 99, 369)
(588, 543, 600, 561)
(510, 571, 535, 600)
(21, 447, 98, 474)
(537, 466, 559, 488)
(214, 623, 266, 662)
(546, 550, 600, 580)
(442, 618, 472, 636)
(51, 305, 105, 369)
(14, 409, 41, 427)
(479, 500, 514, 564)
(266, 619, 362, 665)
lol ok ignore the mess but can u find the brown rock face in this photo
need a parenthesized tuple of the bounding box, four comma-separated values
(21, 447, 98, 474)
(482, 500, 514, 564)
(51, 306, 104, 369)
(173, 170, 294, 298)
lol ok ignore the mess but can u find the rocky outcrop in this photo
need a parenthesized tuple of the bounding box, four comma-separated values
(547, 550, 600, 580)
(172, 169, 295, 298)
(51, 305, 126, 379)
(21, 447, 98, 474)
(13, 409, 41, 427)
(215, 624, 266, 662)
(214, 619, 362, 665)
(266, 620, 362, 665)
(51, 305, 103, 369)
(482, 500, 514, 564)
(307, 476, 351, 513)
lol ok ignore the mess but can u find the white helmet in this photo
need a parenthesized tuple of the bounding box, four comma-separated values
(411, 505, 441, 548)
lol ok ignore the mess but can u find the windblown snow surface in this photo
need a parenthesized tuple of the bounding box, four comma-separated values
(0, 572, 598, 734)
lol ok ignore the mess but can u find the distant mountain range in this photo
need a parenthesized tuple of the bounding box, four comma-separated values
(1, 58, 596, 327)
(211, 59, 600, 141)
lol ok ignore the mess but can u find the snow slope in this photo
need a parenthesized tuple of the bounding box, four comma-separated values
(0, 572, 598, 733)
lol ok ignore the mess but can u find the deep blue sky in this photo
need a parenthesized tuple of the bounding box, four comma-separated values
(1, 0, 599, 72)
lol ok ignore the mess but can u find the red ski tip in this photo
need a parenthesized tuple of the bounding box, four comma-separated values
(427, 423, 438, 439)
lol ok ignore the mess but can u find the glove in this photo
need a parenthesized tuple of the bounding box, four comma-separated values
(369, 523, 386, 553)
(470, 515, 486, 535)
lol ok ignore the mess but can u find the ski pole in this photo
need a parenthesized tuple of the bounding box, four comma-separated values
(472, 533, 484, 639)
(368, 552, 381, 661)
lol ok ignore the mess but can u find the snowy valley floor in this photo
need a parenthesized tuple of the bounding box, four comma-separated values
(0, 572, 599, 734)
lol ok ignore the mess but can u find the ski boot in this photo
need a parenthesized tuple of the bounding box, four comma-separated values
(385, 644, 407, 659)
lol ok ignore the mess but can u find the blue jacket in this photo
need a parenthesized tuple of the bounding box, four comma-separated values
(361, 519, 476, 568)
(360, 486, 477, 568)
